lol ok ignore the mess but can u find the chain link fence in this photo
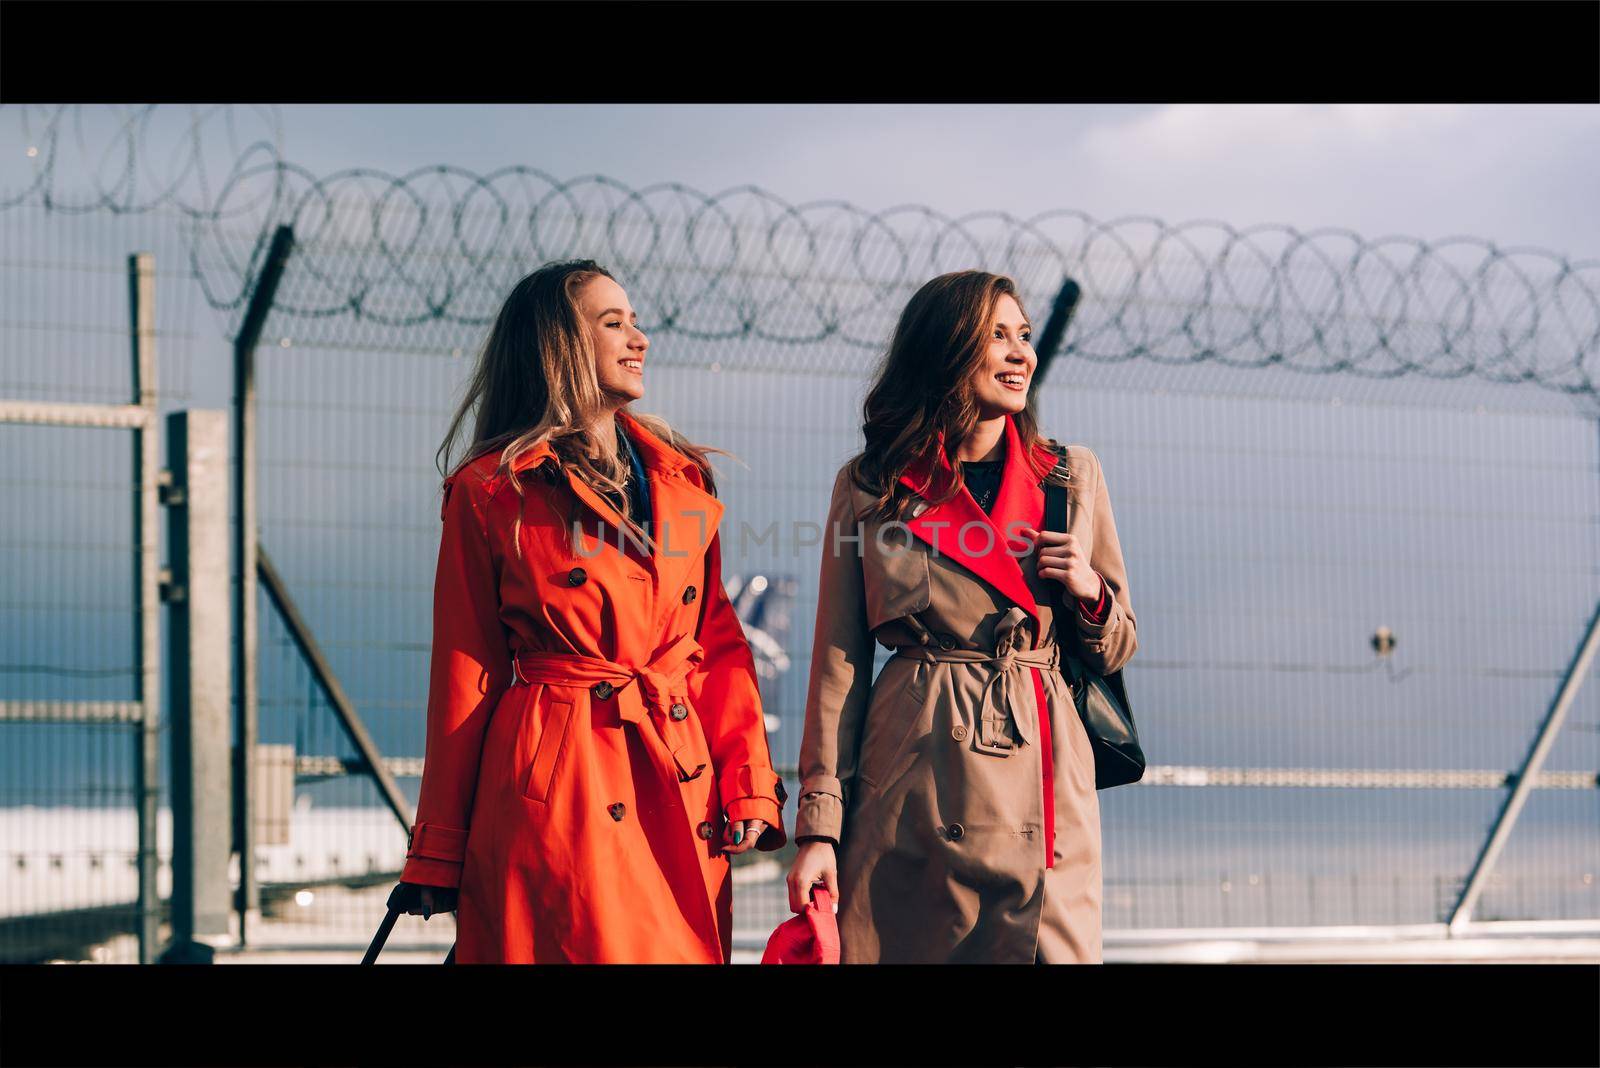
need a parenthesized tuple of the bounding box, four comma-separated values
(0, 199, 213, 961)
(2, 106, 1597, 960)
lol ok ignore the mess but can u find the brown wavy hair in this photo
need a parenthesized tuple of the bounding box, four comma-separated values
(848, 269, 1062, 520)
(437, 259, 718, 550)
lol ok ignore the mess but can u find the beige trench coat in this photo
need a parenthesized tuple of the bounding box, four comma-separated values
(795, 416, 1137, 963)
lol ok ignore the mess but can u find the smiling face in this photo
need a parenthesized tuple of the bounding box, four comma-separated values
(970, 292, 1036, 419)
(576, 274, 648, 405)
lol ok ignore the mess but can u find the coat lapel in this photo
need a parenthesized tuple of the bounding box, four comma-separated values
(620, 412, 722, 598)
(898, 415, 1051, 621)
(505, 415, 722, 592)
(505, 437, 628, 532)
(564, 470, 629, 534)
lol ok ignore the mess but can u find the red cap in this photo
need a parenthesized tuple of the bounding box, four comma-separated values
(760, 888, 840, 964)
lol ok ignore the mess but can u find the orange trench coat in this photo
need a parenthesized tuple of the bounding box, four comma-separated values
(400, 412, 787, 963)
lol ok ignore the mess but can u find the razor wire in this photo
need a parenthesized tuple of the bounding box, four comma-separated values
(0, 104, 284, 217)
(5, 104, 1599, 404)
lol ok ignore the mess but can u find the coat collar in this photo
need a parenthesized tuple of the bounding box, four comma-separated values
(897, 415, 1055, 621)
(502, 409, 692, 480)
(498, 411, 719, 588)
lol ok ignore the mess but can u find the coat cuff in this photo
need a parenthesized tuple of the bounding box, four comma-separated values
(403, 821, 469, 888)
(795, 784, 844, 845)
(400, 855, 462, 889)
(407, 820, 468, 863)
(1076, 572, 1110, 624)
(1074, 592, 1120, 639)
(718, 764, 787, 850)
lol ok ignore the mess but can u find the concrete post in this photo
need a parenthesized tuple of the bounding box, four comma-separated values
(159, 410, 233, 963)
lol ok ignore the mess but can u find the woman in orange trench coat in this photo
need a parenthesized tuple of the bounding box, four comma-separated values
(398, 260, 787, 962)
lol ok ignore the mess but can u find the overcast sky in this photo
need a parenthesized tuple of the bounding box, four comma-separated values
(262, 104, 1600, 260)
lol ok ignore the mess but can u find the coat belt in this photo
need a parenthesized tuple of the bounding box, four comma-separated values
(892, 607, 1058, 754)
(509, 632, 704, 728)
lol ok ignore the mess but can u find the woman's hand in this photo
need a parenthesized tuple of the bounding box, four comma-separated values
(722, 818, 767, 856)
(1018, 525, 1102, 602)
(394, 881, 458, 919)
(786, 839, 839, 914)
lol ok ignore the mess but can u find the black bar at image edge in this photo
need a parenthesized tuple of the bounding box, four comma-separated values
(1, 964, 1597, 1066)
(1, 1, 1597, 103)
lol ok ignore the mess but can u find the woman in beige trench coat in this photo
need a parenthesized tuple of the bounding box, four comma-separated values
(786, 270, 1137, 963)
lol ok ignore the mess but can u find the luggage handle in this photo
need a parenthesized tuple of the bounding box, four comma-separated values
(361, 883, 457, 965)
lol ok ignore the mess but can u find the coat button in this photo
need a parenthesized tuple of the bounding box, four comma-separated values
(682, 585, 697, 604)
(697, 821, 715, 840)
(952, 725, 969, 742)
(567, 567, 587, 586)
(592, 681, 614, 700)
(937, 634, 958, 651)
(947, 822, 965, 841)
(608, 802, 626, 822)
(669, 702, 688, 721)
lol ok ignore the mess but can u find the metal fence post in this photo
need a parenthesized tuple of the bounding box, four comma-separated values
(232, 225, 294, 946)
(1448, 598, 1600, 932)
(1030, 276, 1082, 391)
(129, 252, 161, 964)
(255, 547, 414, 833)
(158, 410, 232, 963)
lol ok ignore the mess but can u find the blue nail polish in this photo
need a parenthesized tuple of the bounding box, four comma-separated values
(732, 828, 744, 845)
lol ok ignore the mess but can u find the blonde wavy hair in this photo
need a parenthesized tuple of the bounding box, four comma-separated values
(437, 259, 718, 552)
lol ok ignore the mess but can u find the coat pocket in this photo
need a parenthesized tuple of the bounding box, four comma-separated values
(519, 688, 577, 804)
(664, 698, 710, 784)
(856, 667, 931, 789)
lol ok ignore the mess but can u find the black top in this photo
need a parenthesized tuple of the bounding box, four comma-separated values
(962, 458, 1004, 515)
(600, 428, 653, 535)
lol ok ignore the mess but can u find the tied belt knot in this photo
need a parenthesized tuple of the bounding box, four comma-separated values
(508, 632, 707, 781)
(894, 606, 1058, 755)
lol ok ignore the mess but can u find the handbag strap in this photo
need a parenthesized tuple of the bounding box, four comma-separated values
(1042, 448, 1129, 699)
(1043, 449, 1069, 536)
(1042, 449, 1076, 667)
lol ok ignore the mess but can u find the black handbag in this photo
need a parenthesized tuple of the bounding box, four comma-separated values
(361, 883, 457, 964)
(1044, 469, 1145, 790)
